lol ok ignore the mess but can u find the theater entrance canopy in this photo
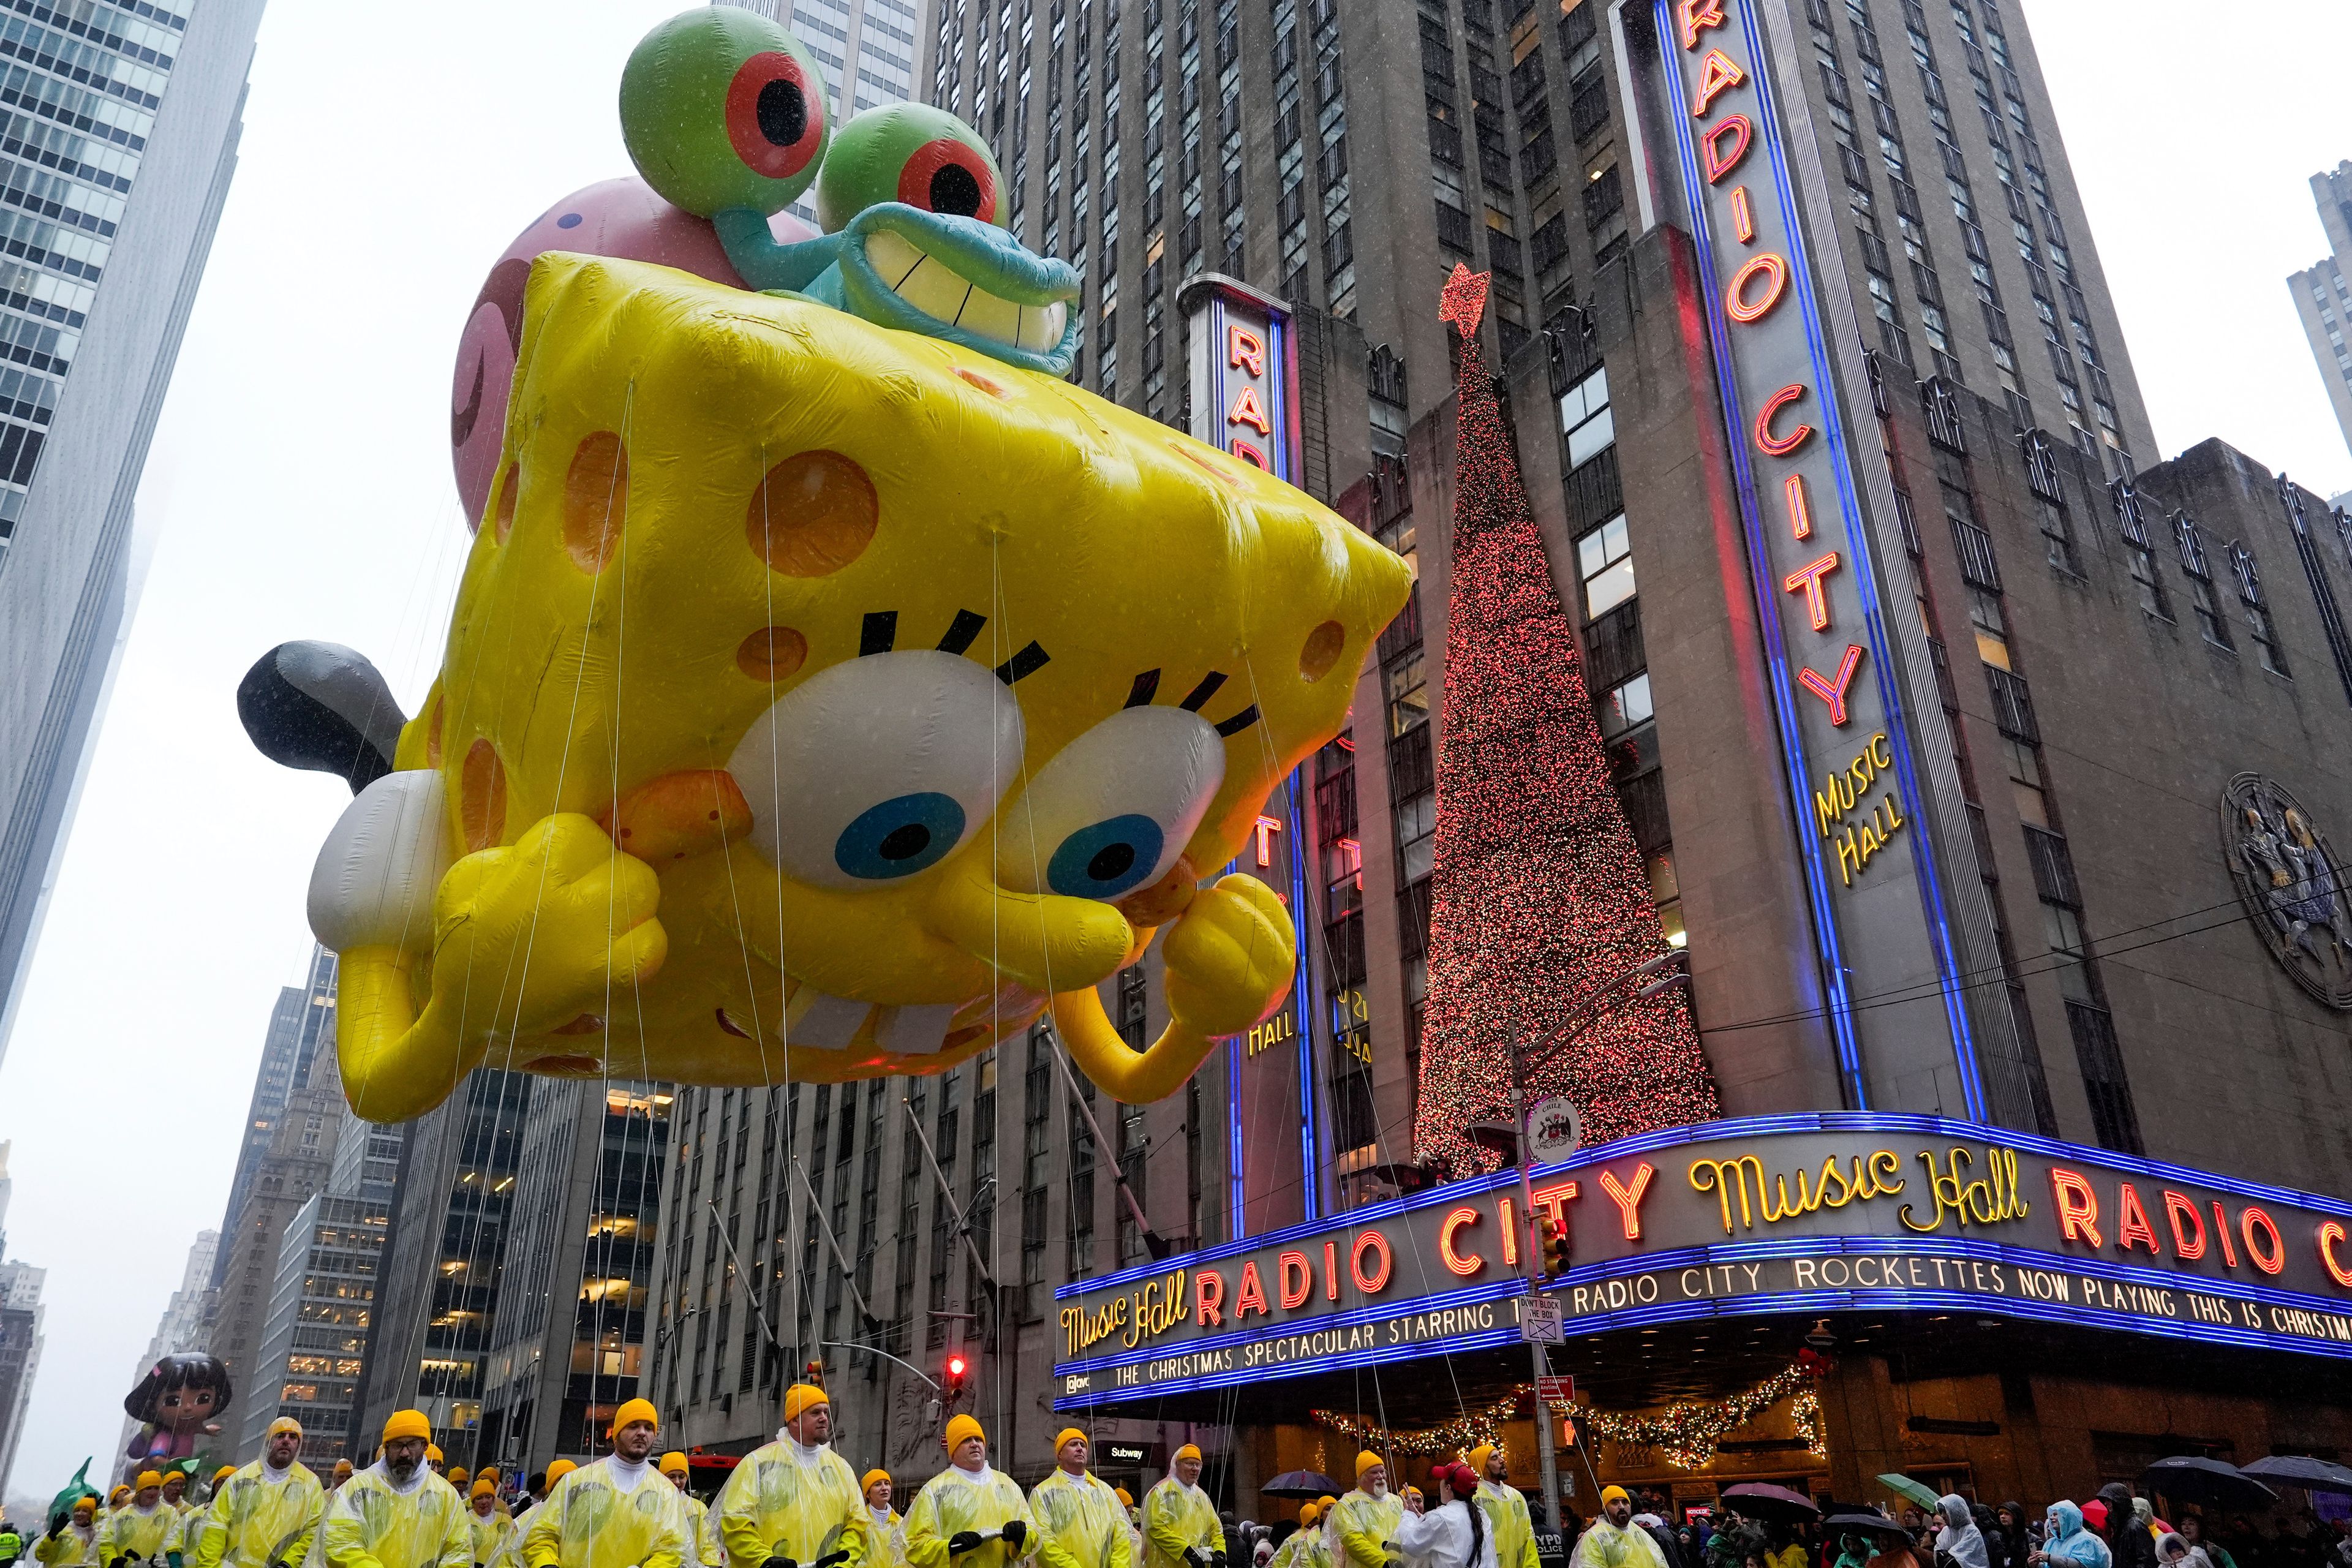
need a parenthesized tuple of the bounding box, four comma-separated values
(1052, 1114, 2352, 1423)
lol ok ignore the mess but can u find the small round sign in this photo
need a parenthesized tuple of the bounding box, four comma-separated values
(1526, 1095, 1582, 1163)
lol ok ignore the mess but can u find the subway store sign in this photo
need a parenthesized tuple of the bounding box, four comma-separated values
(1050, 1114, 2352, 1409)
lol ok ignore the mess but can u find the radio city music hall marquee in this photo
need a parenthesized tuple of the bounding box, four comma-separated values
(1654, 0, 1989, 1116)
(1051, 1114, 2352, 1409)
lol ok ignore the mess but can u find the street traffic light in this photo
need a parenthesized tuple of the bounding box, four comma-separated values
(942, 1352, 969, 1405)
(1537, 1213, 1572, 1277)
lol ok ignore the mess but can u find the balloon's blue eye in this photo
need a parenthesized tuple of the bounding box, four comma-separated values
(1046, 813, 1166, 900)
(835, 792, 967, 880)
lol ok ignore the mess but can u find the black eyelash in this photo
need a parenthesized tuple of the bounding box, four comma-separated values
(1178, 671, 1227, 711)
(995, 641, 1050, 684)
(1213, 704, 1261, 737)
(938, 609, 988, 655)
(860, 611, 898, 656)
(1125, 669, 1161, 707)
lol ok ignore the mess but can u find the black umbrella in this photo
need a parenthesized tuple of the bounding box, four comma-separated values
(1723, 1485, 1823, 1524)
(2138, 1457, 2277, 1510)
(1822, 1513, 1912, 1541)
(1262, 1471, 1344, 1500)
(2242, 1457, 2352, 1496)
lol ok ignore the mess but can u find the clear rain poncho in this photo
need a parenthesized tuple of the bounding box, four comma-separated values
(1269, 1526, 1328, 1568)
(318, 1468, 473, 1568)
(1137, 1481, 1219, 1568)
(715, 1439, 870, 1568)
(1029, 1471, 1132, 1568)
(35, 1523, 99, 1568)
(676, 1496, 720, 1568)
(864, 1509, 909, 1568)
(105, 1503, 183, 1566)
(189, 1462, 326, 1568)
(1474, 1484, 1536, 1568)
(521, 1458, 692, 1568)
(468, 1507, 516, 1568)
(1937, 1498, 1989, 1568)
(903, 1467, 1040, 1568)
(1330, 1492, 1404, 1568)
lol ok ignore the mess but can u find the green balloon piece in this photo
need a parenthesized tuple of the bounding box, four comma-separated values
(816, 104, 1005, 235)
(620, 8, 831, 219)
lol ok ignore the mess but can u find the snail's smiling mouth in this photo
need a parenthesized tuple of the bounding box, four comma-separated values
(863, 227, 1069, 355)
(834, 203, 1082, 374)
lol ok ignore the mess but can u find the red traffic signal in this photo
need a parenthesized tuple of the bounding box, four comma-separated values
(946, 1354, 968, 1378)
(943, 1353, 969, 1403)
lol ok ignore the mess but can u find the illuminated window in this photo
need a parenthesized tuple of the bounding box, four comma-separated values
(1558, 364, 1610, 467)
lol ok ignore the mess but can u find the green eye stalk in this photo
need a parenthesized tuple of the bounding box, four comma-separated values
(619, 9, 1082, 374)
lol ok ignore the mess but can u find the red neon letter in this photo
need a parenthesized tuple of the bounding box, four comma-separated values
(1677, 0, 1725, 48)
(2212, 1201, 2239, 1266)
(1691, 48, 1746, 118)
(1439, 1206, 1485, 1276)
(2242, 1207, 2286, 1275)
(1597, 1163, 1656, 1240)
(1796, 644, 1866, 725)
(2050, 1169, 2102, 1246)
(1253, 814, 1281, 867)
(1498, 1195, 1520, 1267)
(1228, 384, 1272, 435)
(1324, 1240, 1340, 1300)
(2321, 1222, 2352, 1288)
(1531, 1180, 1578, 1234)
(1725, 252, 1788, 324)
(2163, 1191, 2207, 1259)
(1785, 473, 1812, 540)
(1351, 1230, 1393, 1293)
(1730, 185, 1755, 243)
(1227, 322, 1265, 377)
(1702, 113, 1751, 183)
(1277, 1250, 1312, 1308)
(1782, 551, 1841, 631)
(1196, 1268, 1226, 1325)
(1235, 1261, 1268, 1316)
(1229, 439, 1269, 469)
(1755, 383, 1812, 456)
(2114, 1182, 2160, 1254)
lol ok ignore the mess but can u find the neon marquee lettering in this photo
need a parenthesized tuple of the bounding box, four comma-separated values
(1691, 48, 1746, 117)
(1754, 382, 1812, 455)
(1725, 252, 1789, 323)
(1676, 0, 1725, 48)
(1227, 322, 1264, 377)
(1781, 551, 1841, 631)
(1796, 644, 1866, 726)
(1701, 113, 1751, 183)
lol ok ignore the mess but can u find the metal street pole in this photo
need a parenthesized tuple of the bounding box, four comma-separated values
(1505, 1042, 1564, 1534)
(1510, 948, 1689, 1534)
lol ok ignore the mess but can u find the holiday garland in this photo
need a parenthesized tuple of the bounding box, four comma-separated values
(1412, 264, 1719, 1180)
(1310, 1357, 1826, 1470)
(1570, 1359, 1828, 1469)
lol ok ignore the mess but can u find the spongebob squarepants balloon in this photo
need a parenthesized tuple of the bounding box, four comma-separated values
(240, 9, 1410, 1123)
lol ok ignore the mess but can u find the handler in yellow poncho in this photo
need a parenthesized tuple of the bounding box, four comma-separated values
(715, 1385, 868, 1568)
(105, 1473, 181, 1566)
(1028, 1433, 1129, 1568)
(522, 1400, 692, 1568)
(1566, 1490, 1665, 1568)
(1139, 1447, 1219, 1568)
(1267, 1506, 1325, 1568)
(1466, 1449, 1535, 1568)
(34, 1496, 99, 1568)
(658, 1457, 718, 1568)
(190, 1418, 324, 1568)
(1328, 1457, 1401, 1568)
(467, 1483, 514, 1568)
(320, 1411, 472, 1568)
(903, 1416, 1038, 1568)
(861, 1475, 907, 1568)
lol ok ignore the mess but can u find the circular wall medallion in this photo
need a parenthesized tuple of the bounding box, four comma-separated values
(2222, 772, 2352, 1011)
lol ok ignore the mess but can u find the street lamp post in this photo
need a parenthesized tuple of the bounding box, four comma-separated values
(1507, 950, 1690, 1534)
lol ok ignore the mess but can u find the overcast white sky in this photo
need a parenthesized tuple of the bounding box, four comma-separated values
(0, 0, 2341, 1498)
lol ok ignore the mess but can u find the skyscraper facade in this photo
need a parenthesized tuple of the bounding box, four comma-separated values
(235, 1192, 385, 1466)
(0, 1257, 43, 1491)
(216, 946, 339, 1283)
(2288, 160, 2352, 466)
(0, 0, 266, 1057)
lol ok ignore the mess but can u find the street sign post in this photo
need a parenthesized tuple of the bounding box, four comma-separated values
(1536, 1373, 1576, 1403)
(1523, 1297, 1564, 1343)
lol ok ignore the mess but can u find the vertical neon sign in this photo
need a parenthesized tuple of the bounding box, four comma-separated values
(1655, 0, 1985, 1117)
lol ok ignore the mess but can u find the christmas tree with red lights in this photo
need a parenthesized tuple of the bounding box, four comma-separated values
(1413, 265, 1719, 1177)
